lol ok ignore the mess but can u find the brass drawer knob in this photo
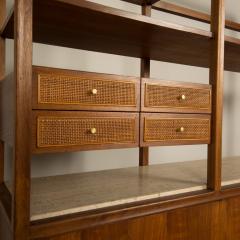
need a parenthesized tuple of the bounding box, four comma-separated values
(90, 128, 97, 134)
(179, 94, 186, 100)
(91, 89, 98, 95)
(177, 127, 185, 133)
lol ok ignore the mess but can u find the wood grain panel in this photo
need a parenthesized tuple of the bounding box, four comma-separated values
(45, 201, 223, 240)
(220, 197, 240, 240)
(167, 202, 220, 240)
(1, 0, 213, 70)
(207, 0, 225, 191)
(13, 0, 33, 239)
(47, 232, 82, 240)
(82, 214, 167, 240)
(0, 0, 6, 186)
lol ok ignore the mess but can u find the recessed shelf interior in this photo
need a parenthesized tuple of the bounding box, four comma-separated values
(5, 156, 239, 222)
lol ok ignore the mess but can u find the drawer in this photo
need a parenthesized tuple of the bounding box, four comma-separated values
(32, 111, 139, 153)
(33, 66, 140, 111)
(142, 79, 211, 113)
(140, 113, 211, 147)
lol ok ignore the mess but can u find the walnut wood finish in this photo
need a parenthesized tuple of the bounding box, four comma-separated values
(0, 0, 5, 186)
(30, 187, 240, 239)
(153, 1, 240, 33)
(0, 73, 15, 146)
(0, 202, 12, 240)
(3, 1, 240, 72)
(207, 0, 225, 191)
(0, 183, 12, 220)
(30, 191, 240, 240)
(0, 0, 5, 80)
(0, 141, 3, 184)
(32, 66, 140, 112)
(140, 113, 211, 147)
(13, 0, 33, 239)
(139, 4, 151, 167)
(142, 78, 212, 114)
(0, 0, 236, 239)
(1, 0, 214, 70)
(32, 111, 139, 154)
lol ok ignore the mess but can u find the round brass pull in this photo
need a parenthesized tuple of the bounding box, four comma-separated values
(90, 128, 97, 134)
(91, 89, 98, 95)
(177, 127, 185, 133)
(179, 94, 186, 100)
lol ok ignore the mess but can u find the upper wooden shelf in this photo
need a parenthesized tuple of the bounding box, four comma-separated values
(1, 0, 240, 72)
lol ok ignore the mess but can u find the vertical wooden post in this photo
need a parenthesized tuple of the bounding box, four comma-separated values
(207, 0, 225, 191)
(13, 0, 33, 239)
(139, 4, 151, 166)
(0, 0, 6, 185)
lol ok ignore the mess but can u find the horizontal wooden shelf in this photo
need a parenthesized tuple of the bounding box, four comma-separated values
(6, 156, 240, 221)
(1, 1, 240, 72)
(1, 0, 213, 69)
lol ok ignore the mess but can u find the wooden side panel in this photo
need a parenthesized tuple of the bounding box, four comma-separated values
(207, 0, 225, 190)
(13, 0, 33, 239)
(167, 202, 220, 240)
(0, 0, 6, 185)
(39, 200, 226, 240)
(220, 197, 240, 240)
(0, 204, 12, 240)
(47, 232, 82, 240)
(82, 214, 167, 240)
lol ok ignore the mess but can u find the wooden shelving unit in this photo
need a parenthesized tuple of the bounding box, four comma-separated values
(1, 0, 240, 239)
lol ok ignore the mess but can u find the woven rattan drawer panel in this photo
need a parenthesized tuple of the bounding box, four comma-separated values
(33, 111, 139, 153)
(33, 66, 140, 111)
(140, 113, 211, 146)
(142, 79, 211, 113)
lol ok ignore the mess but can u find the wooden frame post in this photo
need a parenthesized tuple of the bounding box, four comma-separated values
(13, 0, 33, 239)
(207, 0, 225, 191)
(0, 0, 6, 185)
(139, 3, 151, 166)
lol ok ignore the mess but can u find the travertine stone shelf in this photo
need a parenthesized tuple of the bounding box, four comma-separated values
(7, 157, 240, 221)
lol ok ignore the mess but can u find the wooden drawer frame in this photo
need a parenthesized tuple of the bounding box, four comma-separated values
(140, 113, 211, 147)
(32, 66, 140, 112)
(32, 111, 140, 153)
(141, 78, 212, 114)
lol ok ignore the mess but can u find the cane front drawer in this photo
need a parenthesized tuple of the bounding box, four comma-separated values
(142, 79, 211, 113)
(140, 113, 211, 147)
(32, 111, 139, 153)
(33, 66, 140, 111)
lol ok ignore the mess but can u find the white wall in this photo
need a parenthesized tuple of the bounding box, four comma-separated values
(4, 0, 240, 178)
